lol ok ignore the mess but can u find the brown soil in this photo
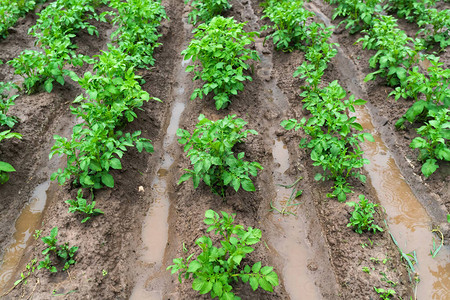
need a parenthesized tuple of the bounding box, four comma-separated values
(0, 0, 448, 299)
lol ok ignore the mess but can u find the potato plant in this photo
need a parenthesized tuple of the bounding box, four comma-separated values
(110, 0, 167, 69)
(66, 189, 104, 223)
(186, 0, 231, 25)
(167, 210, 279, 299)
(409, 108, 450, 177)
(347, 195, 383, 234)
(177, 114, 262, 198)
(38, 227, 78, 273)
(327, 0, 383, 33)
(8, 0, 104, 93)
(261, 0, 314, 51)
(0, 130, 22, 184)
(0, 0, 44, 38)
(50, 1, 165, 189)
(182, 16, 260, 110)
(0, 81, 19, 128)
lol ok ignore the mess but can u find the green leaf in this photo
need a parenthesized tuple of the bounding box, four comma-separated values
(0, 161, 16, 172)
(192, 277, 204, 291)
(314, 173, 322, 181)
(178, 173, 192, 184)
(249, 277, 259, 291)
(110, 158, 122, 170)
(44, 79, 53, 93)
(101, 173, 114, 188)
(252, 262, 261, 273)
(187, 260, 202, 273)
(422, 159, 438, 178)
(258, 277, 273, 292)
(213, 281, 223, 297)
(265, 271, 279, 286)
(260, 266, 273, 275)
(241, 180, 255, 192)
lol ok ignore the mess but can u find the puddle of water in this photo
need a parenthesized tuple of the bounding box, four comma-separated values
(130, 13, 192, 298)
(305, 4, 450, 298)
(268, 135, 321, 300)
(356, 106, 450, 300)
(0, 180, 50, 294)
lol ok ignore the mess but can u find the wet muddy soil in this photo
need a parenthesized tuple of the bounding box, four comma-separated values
(0, 0, 448, 299)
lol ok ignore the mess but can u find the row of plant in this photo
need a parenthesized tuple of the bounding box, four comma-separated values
(262, 0, 375, 202)
(0, 0, 48, 39)
(4, 0, 168, 284)
(327, 0, 450, 177)
(0, 77, 21, 184)
(8, 0, 109, 94)
(327, 0, 449, 50)
(386, 0, 450, 49)
(167, 2, 280, 298)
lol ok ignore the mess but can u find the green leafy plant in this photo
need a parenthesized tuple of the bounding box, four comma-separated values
(177, 114, 262, 198)
(0, 130, 22, 184)
(186, 0, 231, 25)
(358, 15, 420, 87)
(0, 81, 19, 128)
(0, 0, 44, 39)
(182, 16, 259, 110)
(374, 286, 396, 299)
(261, 0, 314, 51)
(282, 81, 373, 202)
(167, 210, 279, 299)
(328, 0, 383, 33)
(65, 189, 104, 223)
(110, 0, 167, 68)
(13, 258, 37, 287)
(409, 108, 450, 177)
(38, 227, 78, 273)
(347, 195, 383, 234)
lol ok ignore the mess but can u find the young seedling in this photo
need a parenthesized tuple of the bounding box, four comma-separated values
(177, 114, 262, 198)
(373, 286, 396, 299)
(38, 227, 78, 273)
(167, 210, 279, 299)
(347, 195, 383, 234)
(65, 189, 104, 223)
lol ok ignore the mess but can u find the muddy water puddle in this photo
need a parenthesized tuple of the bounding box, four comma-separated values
(0, 180, 50, 294)
(257, 44, 322, 299)
(267, 138, 321, 300)
(130, 11, 192, 299)
(357, 106, 450, 299)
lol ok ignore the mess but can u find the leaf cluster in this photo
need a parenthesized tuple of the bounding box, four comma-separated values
(65, 189, 104, 223)
(0, 130, 22, 184)
(177, 114, 262, 198)
(261, 0, 315, 51)
(358, 15, 422, 87)
(38, 227, 79, 273)
(186, 0, 231, 25)
(50, 51, 156, 189)
(182, 16, 260, 110)
(328, 0, 383, 34)
(0, 0, 44, 39)
(346, 195, 383, 234)
(0, 81, 19, 128)
(167, 210, 279, 299)
(409, 108, 450, 177)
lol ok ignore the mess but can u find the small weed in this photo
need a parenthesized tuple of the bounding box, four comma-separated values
(362, 266, 370, 274)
